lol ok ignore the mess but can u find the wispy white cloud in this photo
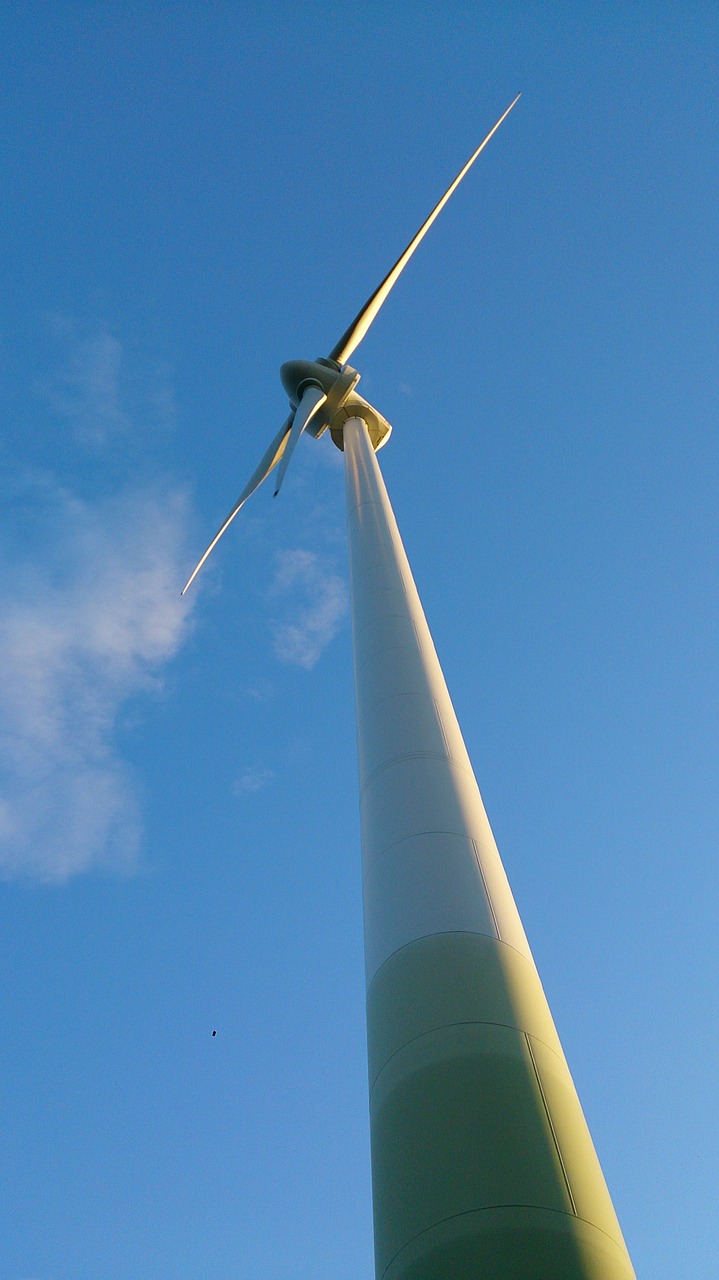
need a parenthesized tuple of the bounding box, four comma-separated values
(233, 766, 274, 796)
(0, 315, 196, 883)
(270, 549, 348, 670)
(242, 678, 275, 703)
(0, 479, 193, 883)
(41, 314, 176, 446)
(43, 315, 130, 446)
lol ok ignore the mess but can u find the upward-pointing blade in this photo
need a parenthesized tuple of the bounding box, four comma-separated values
(328, 94, 521, 367)
(181, 413, 294, 596)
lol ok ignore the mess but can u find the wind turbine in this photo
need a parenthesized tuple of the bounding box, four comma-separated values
(183, 97, 636, 1280)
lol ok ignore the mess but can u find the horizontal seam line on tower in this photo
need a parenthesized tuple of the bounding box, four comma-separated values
(356, 688, 440, 718)
(353, 609, 418, 644)
(356, 695, 468, 746)
(379, 1204, 630, 1279)
(360, 834, 496, 896)
(368, 1019, 567, 1102)
(353, 588, 408, 602)
(347, 497, 391, 514)
(361, 751, 449, 790)
(365, 928, 538, 991)
(350, 561, 413, 582)
(354, 642, 422, 678)
(363, 830, 504, 884)
(360, 751, 476, 794)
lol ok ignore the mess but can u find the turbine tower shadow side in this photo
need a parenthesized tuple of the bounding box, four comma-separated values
(344, 417, 635, 1280)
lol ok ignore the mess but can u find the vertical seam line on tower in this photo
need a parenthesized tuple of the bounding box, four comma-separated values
(433, 698, 452, 757)
(525, 1032, 577, 1216)
(471, 839, 501, 939)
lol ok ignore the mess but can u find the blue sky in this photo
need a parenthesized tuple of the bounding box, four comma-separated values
(1, 4, 717, 1277)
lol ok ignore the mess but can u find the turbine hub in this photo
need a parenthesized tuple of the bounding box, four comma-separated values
(279, 359, 392, 451)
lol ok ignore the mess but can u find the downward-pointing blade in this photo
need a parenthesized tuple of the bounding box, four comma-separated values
(273, 384, 327, 496)
(328, 93, 521, 367)
(181, 413, 294, 595)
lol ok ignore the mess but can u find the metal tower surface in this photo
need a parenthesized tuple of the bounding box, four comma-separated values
(344, 415, 635, 1280)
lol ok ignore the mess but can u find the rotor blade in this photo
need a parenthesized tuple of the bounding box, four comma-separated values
(181, 413, 294, 595)
(328, 94, 521, 367)
(273, 384, 327, 496)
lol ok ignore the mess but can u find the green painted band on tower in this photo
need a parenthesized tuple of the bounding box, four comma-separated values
(366, 932, 633, 1279)
(367, 930, 563, 1084)
(381, 1204, 636, 1280)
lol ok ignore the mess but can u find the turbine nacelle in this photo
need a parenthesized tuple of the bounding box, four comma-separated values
(279, 359, 392, 451)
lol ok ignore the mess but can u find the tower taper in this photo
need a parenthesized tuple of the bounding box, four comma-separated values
(344, 415, 635, 1280)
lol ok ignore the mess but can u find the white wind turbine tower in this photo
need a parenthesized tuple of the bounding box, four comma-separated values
(183, 98, 637, 1280)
